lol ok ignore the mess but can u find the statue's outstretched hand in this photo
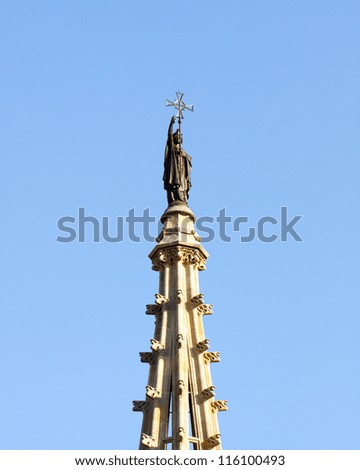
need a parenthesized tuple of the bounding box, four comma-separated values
(168, 116, 176, 135)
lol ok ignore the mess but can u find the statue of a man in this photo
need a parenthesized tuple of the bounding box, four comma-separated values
(163, 116, 192, 205)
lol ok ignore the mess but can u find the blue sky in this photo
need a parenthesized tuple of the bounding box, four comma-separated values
(1, 1, 359, 450)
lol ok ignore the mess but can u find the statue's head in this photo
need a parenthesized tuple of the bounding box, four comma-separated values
(173, 129, 183, 145)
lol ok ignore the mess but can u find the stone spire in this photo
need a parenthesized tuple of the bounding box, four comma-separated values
(132, 97, 227, 450)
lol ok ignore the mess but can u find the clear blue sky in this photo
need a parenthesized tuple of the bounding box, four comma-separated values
(1, 1, 359, 450)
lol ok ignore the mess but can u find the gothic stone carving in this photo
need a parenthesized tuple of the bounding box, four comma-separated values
(211, 400, 228, 413)
(203, 351, 220, 364)
(139, 352, 155, 364)
(205, 434, 221, 449)
(145, 304, 162, 315)
(177, 334, 184, 348)
(151, 247, 207, 271)
(201, 386, 216, 399)
(146, 385, 161, 399)
(197, 303, 213, 315)
(178, 380, 185, 395)
(198, 261, 206, 271)
(155, 293, 168, 305)
(191, 293, 204, 306)
(178, 427, 185, 442)
(196, 339, 210, 353)
(150, 339, 165, 351)
(132, 400, 149, 412)
(141, 433, 155, 448)
(177, 289, 183, 304)
(191, 229, 202, 242)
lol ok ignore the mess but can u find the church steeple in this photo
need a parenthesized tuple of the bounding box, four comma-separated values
(133, 94, 227, 450)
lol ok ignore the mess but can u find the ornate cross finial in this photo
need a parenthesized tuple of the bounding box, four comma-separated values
(166, 92, 194, 124)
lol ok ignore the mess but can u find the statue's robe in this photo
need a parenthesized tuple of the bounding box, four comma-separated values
(163, 141, 192, 204)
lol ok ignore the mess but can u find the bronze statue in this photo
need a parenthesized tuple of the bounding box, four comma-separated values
(163, 116, 192, 205)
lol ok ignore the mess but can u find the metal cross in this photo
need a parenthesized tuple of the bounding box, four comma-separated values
(165, 92, 194, 124)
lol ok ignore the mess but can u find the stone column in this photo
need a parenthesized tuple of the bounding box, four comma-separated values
(133, 202, 227, 450)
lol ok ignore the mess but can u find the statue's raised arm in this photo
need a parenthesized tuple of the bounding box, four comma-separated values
(167, 116, 175, 145)
(163, 116, 192, 206)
